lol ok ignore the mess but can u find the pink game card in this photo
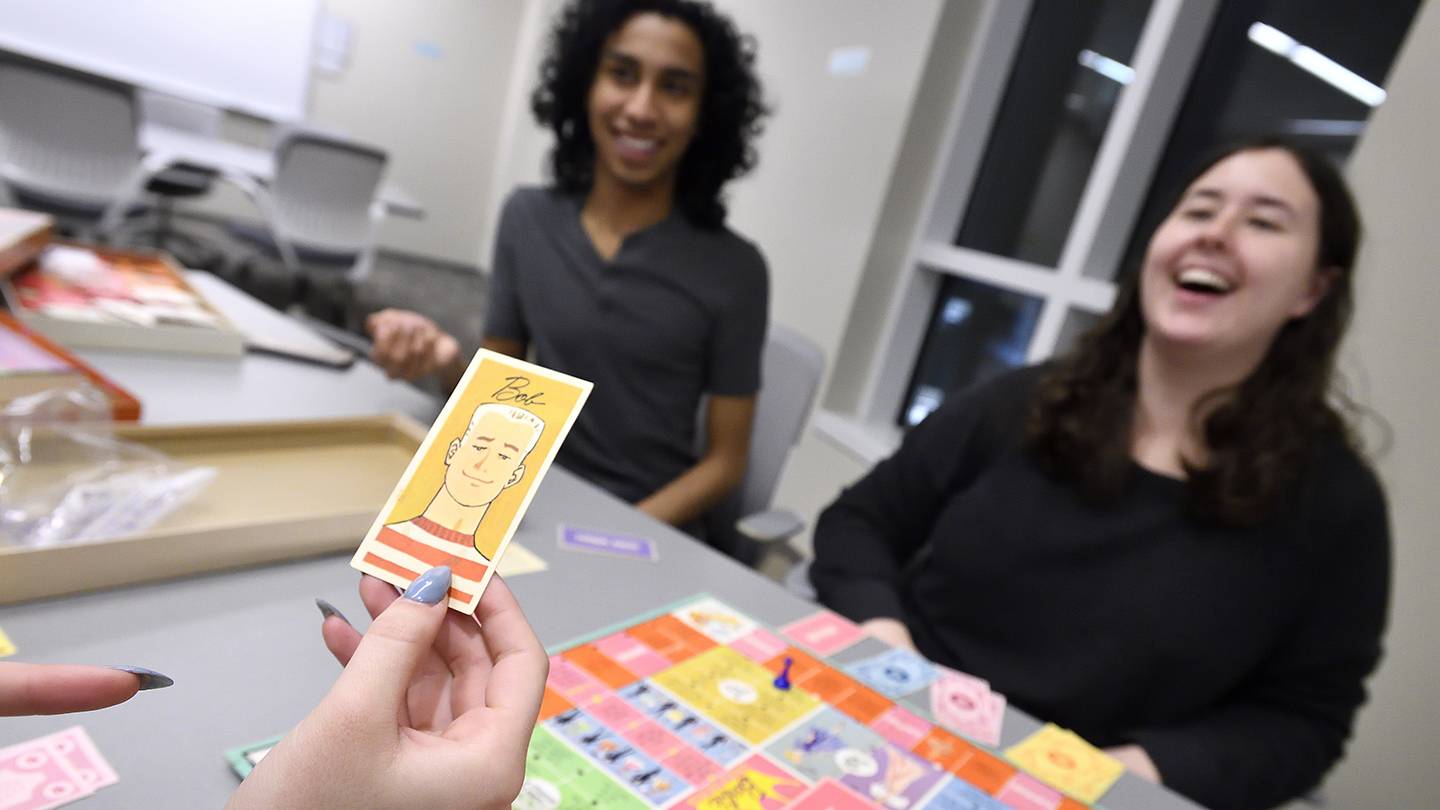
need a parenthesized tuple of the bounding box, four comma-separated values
(45, 727, 118, 793)
(0, 734, 92, 810)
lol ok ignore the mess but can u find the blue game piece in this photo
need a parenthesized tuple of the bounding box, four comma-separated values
(773, 656, 793, 690)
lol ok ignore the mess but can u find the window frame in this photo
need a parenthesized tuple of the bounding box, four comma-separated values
(828, 0, 1222, 454)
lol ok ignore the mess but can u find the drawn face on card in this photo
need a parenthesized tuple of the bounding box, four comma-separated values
(352, 350, 592, 614)
(443, 404, 543, 512)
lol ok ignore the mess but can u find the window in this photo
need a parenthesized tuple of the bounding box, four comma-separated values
(953, 0, 1153, 268)
(900, 275, 1042, 427)
(862, 0, 1421, 445)
(1118, 0, 1421, 278)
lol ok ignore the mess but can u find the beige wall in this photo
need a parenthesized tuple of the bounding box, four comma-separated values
(770, 0, 987, 546)
(185, 0, 526, 266)
(1314, 0, 1440, 804)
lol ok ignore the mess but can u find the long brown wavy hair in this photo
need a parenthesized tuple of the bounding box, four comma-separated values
(1027, 136, 1364, 526)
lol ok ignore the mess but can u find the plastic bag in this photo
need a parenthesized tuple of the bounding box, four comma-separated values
(0, 387, 216, 548)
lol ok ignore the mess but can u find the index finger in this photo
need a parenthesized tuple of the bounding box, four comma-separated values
(0, 663, 145, 716)
(474, 576, 547, 728)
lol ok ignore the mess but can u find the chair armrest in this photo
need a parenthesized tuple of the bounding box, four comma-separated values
(216, 168, 268, 209)
(736, 508, 805, 545)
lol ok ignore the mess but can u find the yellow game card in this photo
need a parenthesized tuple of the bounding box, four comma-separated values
(351, 349, 591, 614)
(0, 625, 14, 658)
(1004, 723, 1125, 803)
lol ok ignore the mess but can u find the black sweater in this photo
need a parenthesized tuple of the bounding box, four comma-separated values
(810, 367, 1389, 810)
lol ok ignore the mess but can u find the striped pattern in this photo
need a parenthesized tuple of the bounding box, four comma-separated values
(363, 518, 491, 605)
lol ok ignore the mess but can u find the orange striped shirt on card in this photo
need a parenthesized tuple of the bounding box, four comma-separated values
(364, 516, 489, 604)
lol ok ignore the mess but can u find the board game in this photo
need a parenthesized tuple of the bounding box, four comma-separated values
(516, 595, 1108, 810)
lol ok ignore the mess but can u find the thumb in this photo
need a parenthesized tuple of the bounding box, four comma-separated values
(330, 566, 452, 717)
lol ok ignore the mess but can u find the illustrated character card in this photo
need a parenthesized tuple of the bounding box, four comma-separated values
(351, 349, 592, 613)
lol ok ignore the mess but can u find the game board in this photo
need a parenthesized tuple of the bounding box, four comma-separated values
(516, 596, 1098, 810)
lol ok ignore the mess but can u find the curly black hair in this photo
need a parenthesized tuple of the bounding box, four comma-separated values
(530, 0, 769, 229)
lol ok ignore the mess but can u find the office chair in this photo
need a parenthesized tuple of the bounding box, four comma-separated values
(226, 128, 388, 324)
(700, 323, 826, 568)
(128, 90, 223, 270)
(227, 128, 388, 284)
(0, 58, 173, 239)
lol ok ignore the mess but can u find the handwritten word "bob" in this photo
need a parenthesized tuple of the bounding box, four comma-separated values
(492, 376, 547, 407)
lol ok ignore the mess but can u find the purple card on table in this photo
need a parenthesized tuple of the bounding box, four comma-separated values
(558, 524, 659, 562)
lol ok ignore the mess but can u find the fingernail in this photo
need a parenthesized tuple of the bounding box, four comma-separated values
(315, 598, 352, 626)
(107, 666, 174, 691)
(402, 566, 451, 605)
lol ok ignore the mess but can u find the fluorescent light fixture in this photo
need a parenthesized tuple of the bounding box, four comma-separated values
(1247, 21, 1295, 54)
(1247, 22, 1387, 107)
(1077, 48, 1135, 85)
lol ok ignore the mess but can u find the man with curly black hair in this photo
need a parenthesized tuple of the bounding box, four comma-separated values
(368, 0, 771, 551)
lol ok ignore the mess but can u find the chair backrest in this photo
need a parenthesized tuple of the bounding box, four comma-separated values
(0, 59, 141, 205)
(737, 324, 826, 517)
(139, 90, 223, 138)
(269, 128, 387, 255)
(700, 323, 826, 559)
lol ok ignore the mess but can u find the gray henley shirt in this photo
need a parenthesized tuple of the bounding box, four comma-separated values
(484, 187, 769, 505)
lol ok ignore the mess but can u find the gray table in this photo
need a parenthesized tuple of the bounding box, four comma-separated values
(0, 282, 1202, 809)
(69, 273, 441, 428)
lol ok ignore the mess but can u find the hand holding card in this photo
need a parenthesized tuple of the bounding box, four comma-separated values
(352, 349, 592, 614)
(233, 568, 548, 809)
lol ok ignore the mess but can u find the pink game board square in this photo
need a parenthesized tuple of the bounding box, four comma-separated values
(789, 779, 876, 809)
(995, 773, 1064, 810)
(870, 704, 933, 749)
(730, 627, 789, 662)
(781, 610, 865, 656)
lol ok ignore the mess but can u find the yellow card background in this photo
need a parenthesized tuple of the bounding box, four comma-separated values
(385, 354, 589, 559)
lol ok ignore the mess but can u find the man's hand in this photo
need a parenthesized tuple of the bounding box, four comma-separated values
(365, 309, 461, 382)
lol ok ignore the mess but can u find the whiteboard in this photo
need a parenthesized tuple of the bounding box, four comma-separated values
(0, 0, 319, 122)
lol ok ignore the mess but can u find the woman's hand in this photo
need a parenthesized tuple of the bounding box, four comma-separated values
(0, 663, 171, 716)
(1105, 744, 1161, 783)
(861, 617, 918, 652)
(228, 567, 548, 810)
(365, 309, 461, 382)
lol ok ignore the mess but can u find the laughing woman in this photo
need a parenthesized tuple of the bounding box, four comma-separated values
(810, 137, 1390, 810)
(366, 0, 770, 549)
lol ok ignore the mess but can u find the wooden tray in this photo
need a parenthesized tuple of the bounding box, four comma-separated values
(0, 414, 427, 604)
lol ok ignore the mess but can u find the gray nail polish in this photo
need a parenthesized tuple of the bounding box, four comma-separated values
(107, 666, 174, 691)
(315, 598, 352, 626)
(402, 565, 452, 605)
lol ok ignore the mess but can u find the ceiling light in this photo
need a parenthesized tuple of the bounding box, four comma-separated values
(1247, 22, 1387, 107)
(1077, 49, 1134, 85)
